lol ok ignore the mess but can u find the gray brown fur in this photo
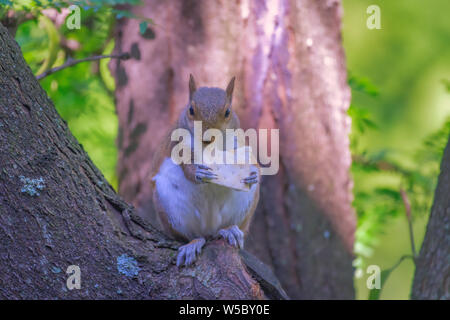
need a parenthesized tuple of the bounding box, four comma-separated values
(150, 75, 259, 248)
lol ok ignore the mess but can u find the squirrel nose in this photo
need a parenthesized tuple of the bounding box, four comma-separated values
(203, 135, 215, 144)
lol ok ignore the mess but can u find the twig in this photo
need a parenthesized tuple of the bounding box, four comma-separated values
(352, 154, 410, 175)
(400, 188, 417, 259)
(368, 254, 413, 299)
(390, 254, 414, 271)
(36, 52, 130, 80)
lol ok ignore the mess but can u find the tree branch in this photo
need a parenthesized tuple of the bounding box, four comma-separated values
(352, 154, 411, 176)
(411, 137, 450, 299)
(400, 189, 417, 259)
(36, 52, 130, 80)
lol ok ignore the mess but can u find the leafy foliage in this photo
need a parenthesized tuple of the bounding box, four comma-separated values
(9, 3, 148, 189)
(3, 0, 154, 190)
(367, 255, 412, 300)
(348, 73, 379, 97)
(0, 0, 13, 7)
(349, 74, 450, 269)
(0, 1, 152, 31)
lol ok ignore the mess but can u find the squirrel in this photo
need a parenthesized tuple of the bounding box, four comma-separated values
(150, 74, 260, 267)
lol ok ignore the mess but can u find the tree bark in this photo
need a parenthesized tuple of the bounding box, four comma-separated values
(0, 22, 274, 300)
(113, 0, 355, 299)
(411, 137, 450, 300)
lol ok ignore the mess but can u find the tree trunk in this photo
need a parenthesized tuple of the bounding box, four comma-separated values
(113, 0, 356, 299)
(411, 137, 450, 300)
(0, 22, 278, 300)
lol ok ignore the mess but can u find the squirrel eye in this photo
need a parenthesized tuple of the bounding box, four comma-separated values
(225, 109, 230, 118)
(189, 106, 194, 116)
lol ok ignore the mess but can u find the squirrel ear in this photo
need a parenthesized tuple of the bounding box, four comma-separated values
(226, 76, 236, 104)
(189, 74, 197, 100)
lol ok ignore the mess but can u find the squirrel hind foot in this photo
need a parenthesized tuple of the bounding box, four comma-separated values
(218, 225, 244, 249)
(176, 237, 206, 267)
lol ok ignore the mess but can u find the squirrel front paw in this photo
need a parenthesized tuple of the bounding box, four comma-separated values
(176, 238, 206, 267)
(218, 225, 244, 249)
(195, 164, 218, 183)
(241, 171, 258, 186)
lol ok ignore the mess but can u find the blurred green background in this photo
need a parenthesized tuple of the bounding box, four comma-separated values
(3, 0, 449, 299)
(343, 0, 450, 299)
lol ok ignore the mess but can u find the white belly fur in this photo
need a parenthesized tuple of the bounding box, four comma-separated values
(153, 157, 257, 240)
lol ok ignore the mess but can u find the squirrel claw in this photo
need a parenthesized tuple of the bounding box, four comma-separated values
(195, 167, 218, 182)
(218, 225, 244, 249)
(176, 238, 206, 267)
(242, 171, 258, 186)
(197, 164, 212, 170)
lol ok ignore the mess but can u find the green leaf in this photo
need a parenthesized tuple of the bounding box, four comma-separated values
(368, 269, 393, 300)
(442, 79, 450, 92)
(111, 8, 137, 19)
(36, 15, 60, 76)
(0, 0, 13, 5)
(348, 74, 379, 97)
(139, 21, 148, 35)
(99, 40, 116, 92)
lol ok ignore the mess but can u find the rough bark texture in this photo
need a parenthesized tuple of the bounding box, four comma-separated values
(0, 22, 271, 300)
(113, 0, 355, 299)
(411, 137, 450, 300)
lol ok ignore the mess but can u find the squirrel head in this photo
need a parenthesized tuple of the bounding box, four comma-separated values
(185, 74, 236, 133)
